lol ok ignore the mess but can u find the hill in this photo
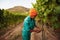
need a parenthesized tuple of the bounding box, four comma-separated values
(7, 6, 29, 13)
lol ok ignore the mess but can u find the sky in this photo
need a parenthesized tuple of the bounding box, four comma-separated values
(0, 0, 36, 9)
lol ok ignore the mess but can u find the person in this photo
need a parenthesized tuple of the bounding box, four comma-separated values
(22, 8, 41, 40)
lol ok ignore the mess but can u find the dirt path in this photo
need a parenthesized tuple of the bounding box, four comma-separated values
(0, 23, 23, 40)
(0, 23, 59, 40)
(31, 24, 58, 40)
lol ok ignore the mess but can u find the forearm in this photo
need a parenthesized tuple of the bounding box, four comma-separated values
(30, 29, 41, 33)
(30, 30, 36, 32)
(30, 25, 41, 32)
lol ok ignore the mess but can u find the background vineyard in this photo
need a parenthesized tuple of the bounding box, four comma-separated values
(0, 8, 28, 30)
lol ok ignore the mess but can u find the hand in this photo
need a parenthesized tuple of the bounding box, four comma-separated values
(35, 30, 41, 33)
(30, 30, 33, 32)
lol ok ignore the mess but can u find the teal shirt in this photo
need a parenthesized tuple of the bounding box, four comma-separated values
(22, 16, 36, 40)
(22, 16, 36, 32)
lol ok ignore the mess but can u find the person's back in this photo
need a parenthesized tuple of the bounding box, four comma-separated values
(22, 16, 35, 31)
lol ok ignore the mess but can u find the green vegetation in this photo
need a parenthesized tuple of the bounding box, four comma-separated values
(33, 0, 60, 29)
(0, 9, 27, 30)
